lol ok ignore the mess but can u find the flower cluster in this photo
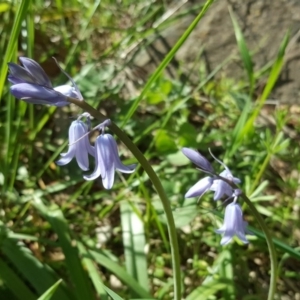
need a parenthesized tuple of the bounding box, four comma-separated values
(182, 147, 249, 246)
(7, 57, 251, 246)
(57, 116, 136, 189)
(8, 57, 136, 189)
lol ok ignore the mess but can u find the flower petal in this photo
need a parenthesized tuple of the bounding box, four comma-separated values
(185, 177, 213, 198)
(182, 148, 214, 173)
(106, 134, 136, 173)
(99, 135, 115, 189)
(10, 83, 69, 106)
(19, 57, 52, 87)
(56, 147, 75, 166)
(211, 180, 233, 200)
(84, 139, 102, 181)
(215, 202, 249, 245)
(7, 62, 37, 84)
(54, 85, 82, 100)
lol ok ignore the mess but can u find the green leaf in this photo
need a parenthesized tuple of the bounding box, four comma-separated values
(120, 202, 149, 292)
(122, 0, 215, 126)
(77, 243, 108, 300)
(32, 197, 94, 300)
(242, 30, 290, 136)
(186, 280, 228, 300)
(0, 226, 71, 300)
(155, 129, 177, 154)
(0, 257, 36, 300)
(229, 8, 254, 93)
(103, 285, 124, 300)
(0, 0, 31, 100)
(37, 280, 63, 300)
(166, 205, 198, 228)
(88, 249, 153, 299)
(219, 250, 235, 299)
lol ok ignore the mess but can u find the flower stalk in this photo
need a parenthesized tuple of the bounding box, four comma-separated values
(66, 96, 182, 299)
(215, 174, 277, 300)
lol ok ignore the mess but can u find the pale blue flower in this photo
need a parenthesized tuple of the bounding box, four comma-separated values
(182, 147, 214, 173)
(84, 134, 136, 189)
(215, 201, 249, 245)
(56, 120, 94, 171)
(182, 148, 241, 200)
(8, 57, 82, 106)
(210, 169, 241, 200)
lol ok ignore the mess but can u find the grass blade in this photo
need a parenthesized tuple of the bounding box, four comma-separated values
(242, 31, 290, 136)
(0, 226, 71, 300)
(32, 196, 94, 300)
(120, 201, 149, 292)
(229, 7, 254, 94)
(122, 0, 215, 126)
(0, 257, 36, 300)
(103, 285, 124, 300)
(88, 249, 153, 299)
(0, 0, 31, 100)
(37, 279, 63, 300)
(77, 242, 108, 300)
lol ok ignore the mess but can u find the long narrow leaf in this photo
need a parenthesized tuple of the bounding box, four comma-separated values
(0, 228, 71, 300)
(88, 249, 154, 299)
(229, 7, 254, 93)
(103, 286, 124, 300)
(122, 0, 215, 126)
(77, 242, 108, 300)
(0, 0, 31, 99)
(0, 257, 36, 300)
(37, 280, 63, 300)
(33, 196, 94, 300)
(120, 201, 149, 292)
(242, 31, 290, 136)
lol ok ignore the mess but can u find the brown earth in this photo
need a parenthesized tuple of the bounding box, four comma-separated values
(132, 0, 300, 104)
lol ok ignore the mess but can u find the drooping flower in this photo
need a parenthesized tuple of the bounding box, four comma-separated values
(215, 201, 249, 245)
(84, 134, 136, 189)
(210, 169, 241, 200)
(182, 148, 214, 173)
(56, 119, 94, 171)
(182, 147, 241, 200)
(8, 57, 82, 106)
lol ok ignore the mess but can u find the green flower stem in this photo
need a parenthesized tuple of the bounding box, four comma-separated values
(241, 194, 277, 300)
(67, 97, 181, 299)
(217, 174, 277, 300)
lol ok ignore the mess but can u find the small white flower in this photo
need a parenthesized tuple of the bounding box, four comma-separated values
(215, 202, 249, 245)
(84, 134, 136, 189)
(56, 120, 94, 171)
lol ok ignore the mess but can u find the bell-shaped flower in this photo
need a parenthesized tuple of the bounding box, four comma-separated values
(215, 202, 249, 245)
(8, 57, 82, 106)
(210, 169, 241, 201)
(182, 147, 214, 173)
(182, 147, 241, 200)
(56, 120, 94, 171)
(84, 134, 136, 189)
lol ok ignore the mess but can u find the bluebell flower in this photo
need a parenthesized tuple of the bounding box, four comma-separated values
(56, 119, 94, 171)
(215, 201, 249, 245)
(84, 134, 136, 189)
(182, 147, 241, 200)
(182, 148, 214, 173)
(210, 169, 241, 200)
(8, 57, 82, 106)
